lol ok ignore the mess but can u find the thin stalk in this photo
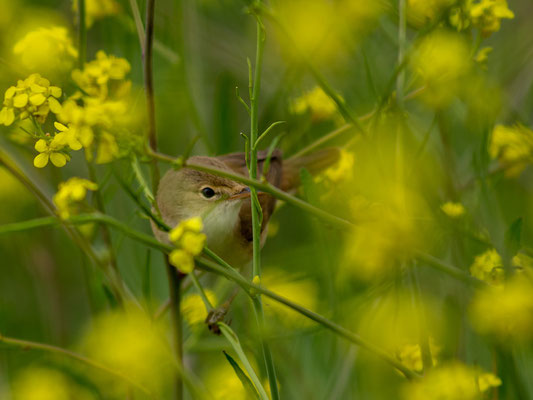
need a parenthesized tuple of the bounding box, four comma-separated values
(247, 11, 280, 399)
(143, 1, 183, 397)
(78, 0, 87, 68)
(0, 334, 152, 396)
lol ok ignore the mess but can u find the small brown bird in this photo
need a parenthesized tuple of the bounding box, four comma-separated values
(152, 148, 339, 267)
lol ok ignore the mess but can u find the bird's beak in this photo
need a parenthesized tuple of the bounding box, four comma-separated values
(229, 187, 252, 200)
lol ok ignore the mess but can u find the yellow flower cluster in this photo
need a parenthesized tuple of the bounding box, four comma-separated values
(410, 30, 470, 107)
(0, 74, 62, 126)
(441, 201, 466, 218)
(470, 275, 533, 341)
(403, 362, 501, 400)
(53, 177, 98, 219)
(470, 248, 504, 286)
(72, 50, 131, 100)
(168, 217, 206, 273)
(489, 124, 533, 177)
(80, 306, 171, 395)
(73, 0, 121, 27)
(396, 339, 440, 372)
(290, 86, 338, 122)
(10, 366, 95, 400)
(470, 0, 514, 36)
(181, 290, 217, 327)
(13, 26, 78, 76)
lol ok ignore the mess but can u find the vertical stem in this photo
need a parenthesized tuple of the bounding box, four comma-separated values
(143, 1, 183, 398)
(248, 13, 280, 400)
(397, 0, 406, 107)
(78, 0, 87, 68)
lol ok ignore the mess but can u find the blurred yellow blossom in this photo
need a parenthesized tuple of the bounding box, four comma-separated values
(470, 248, 504, 286)
(73, 0, 121, 27)
(168, 217, 206, 273)
(13, 26, 77, 76)
(318, 149, 354, 183)
(181, 289, 217, 327)
(407, 0, 454, 27)
(0, 74, 62, 126)
(80, 306, 171, 395)
(489, 123, 533, 177)
(53, 177, 97, 219)
(402, 362, 501, 400)
(11, 366, 95, 400)
(204, 361, 251, 400)
(396, 339, 440, 372)
(290, 86, 338, 122)
(94, 130, 119, 164)
(470, 275, 533, 341)
(441, 201, 466, 218)
(470, 0, 514, 37)
(72, 50, 131, 99)
(410, 30, 471, 107)
(262, 270, 318, 328)
(512, 252, 533, 272)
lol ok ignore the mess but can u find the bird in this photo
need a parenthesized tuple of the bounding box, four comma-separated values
(152, 148, 339, 268)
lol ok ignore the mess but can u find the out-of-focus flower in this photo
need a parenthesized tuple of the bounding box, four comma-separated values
(402, 362, 501, 400)
(395, 339, 440, 372)
(474, 46, 493, 68)
(0, 74, 62, 126)
(33, 136, 70, 168)
(80, 306, 171, 395)
(10, 366, 95, 400)
(469, 0, 514, 37)
(441, 201, 466, 218)
(204, 361, 252, 400)
(512, 252, 533, 272)
(94, 130, 119, 164)
(290, 87, 338, 122)
(470, 275, 533, 341)
(72, 51, 131, 100)
(73, 0, 121, 27)
(316, 149, 354, 184)
(181, 289, 217, 327)
(407, 0, 454, 28)
(53, 177, 97, 219)
(489, 124, 533, 177)
(168, 217, 206, 273)
(13, 27, 77, 76)
(410, 30, 471, 107)
(262, 270, 318, 328)
(469, 249, 504, 286)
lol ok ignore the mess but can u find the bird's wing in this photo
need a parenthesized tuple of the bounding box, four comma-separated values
(216, 150, 283, 188)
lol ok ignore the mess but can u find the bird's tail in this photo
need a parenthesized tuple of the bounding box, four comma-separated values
(282, 147, 341, 191)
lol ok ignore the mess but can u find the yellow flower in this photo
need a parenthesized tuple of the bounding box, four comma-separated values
(470, 249, 504, 286)
(72, 50, 131, 99)
(73, 0, 121, 27)
(11, 366, 95, 400)
(181, 230, 207, 255)
(169, 216, 206, 256)
(407, 0, 454, 27)
(489, 124, 533, 177)
(470, 276, 533, 341)
(396, 339, 440, 372)
(13, 26, 78, 76)
(290, 86, 338, 122)
(441, 201, 466, 218)
(53, 177, 98, 219)
(33, 137, 70, 168)
(469, 0, 514, 36)
(0, 74, 62, 126)
(317, 149, 355, 184)
(181, 290, 217, 326)
(169, 249, 195, 274)
(54, 121, 82, 150)
(410, 30, 471, 107)
(402, 362, 501, 400)
(80, 306, 171, 396)
(95, 130, 119, 164)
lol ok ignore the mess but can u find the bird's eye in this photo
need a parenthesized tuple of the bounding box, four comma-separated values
(201, 187, 216, 199)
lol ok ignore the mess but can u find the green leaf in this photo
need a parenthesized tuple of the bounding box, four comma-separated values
(223, 351, 261, 400)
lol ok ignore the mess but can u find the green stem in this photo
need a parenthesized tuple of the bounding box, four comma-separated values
(78, 0, 87, 68)
(0, 334, 152, 396)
